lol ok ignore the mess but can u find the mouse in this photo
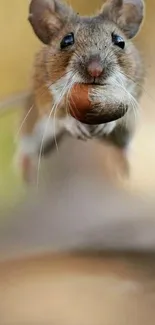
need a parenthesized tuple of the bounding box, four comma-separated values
(17, 0, 145, 183)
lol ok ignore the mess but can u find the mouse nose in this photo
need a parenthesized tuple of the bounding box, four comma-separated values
(87, 61, 103, 78)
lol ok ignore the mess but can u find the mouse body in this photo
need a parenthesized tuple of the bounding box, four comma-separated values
(18, 0, 145, 182)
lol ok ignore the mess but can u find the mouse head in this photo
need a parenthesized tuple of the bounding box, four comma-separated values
(29, 0, 144, 98)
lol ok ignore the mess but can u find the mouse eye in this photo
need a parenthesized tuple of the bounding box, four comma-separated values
(60, 33, 74, 49)
(112, 34, 125, 49)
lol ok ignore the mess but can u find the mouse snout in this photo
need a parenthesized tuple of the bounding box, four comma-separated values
(87, 61, 103, 78)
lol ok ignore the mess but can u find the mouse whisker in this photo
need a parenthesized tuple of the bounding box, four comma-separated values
(37, 101, 58, 189)
(120, 70, 155, 104)
(15, 104, 34, 140)
(36, 72, 76, 187)
(114, 76, 139, 127)
(16, 81, 60, 138)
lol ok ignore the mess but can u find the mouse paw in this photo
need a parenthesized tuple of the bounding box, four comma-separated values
(14, 133, 40, 184)
(64, 116, 91, 140)
(20, 154, 37, 184)
(14, 149, 37, 185)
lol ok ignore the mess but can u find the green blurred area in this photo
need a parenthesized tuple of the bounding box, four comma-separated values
(0, 107, 25, 213)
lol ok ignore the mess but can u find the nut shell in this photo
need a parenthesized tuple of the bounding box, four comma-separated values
(68, 83, 127, 125)
(68, 84, 92, 123)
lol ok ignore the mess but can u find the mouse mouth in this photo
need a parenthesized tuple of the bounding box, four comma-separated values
(81, 81, 106, 86)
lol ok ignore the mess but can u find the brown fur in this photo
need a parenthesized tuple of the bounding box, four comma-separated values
(18, 0, 145, 182)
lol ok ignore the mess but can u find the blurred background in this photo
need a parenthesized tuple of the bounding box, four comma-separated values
(1, 1, 155, 324)
(1, 0, 155, 212)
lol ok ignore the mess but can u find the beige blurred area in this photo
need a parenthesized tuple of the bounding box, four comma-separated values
(1, 253, 155, 325)
(1, 0, 155, 324)
(0, 0, 39, 98)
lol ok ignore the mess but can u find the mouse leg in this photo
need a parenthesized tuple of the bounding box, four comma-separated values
(106, 124, 133, 177)
(105, 124, 132, 151)
(97, 120, 135, 178)
(16, 121, 64, 184)
(15, 96, 64, 184)
(106, 109, 136, 158)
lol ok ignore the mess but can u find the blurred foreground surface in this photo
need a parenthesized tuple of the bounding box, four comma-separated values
(1, 136, 155, 260)
(1, 253, 155, 325)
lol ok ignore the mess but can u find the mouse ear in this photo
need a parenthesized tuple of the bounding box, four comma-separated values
(28, 0, 73, 44)
(100, 0, 145, 39)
